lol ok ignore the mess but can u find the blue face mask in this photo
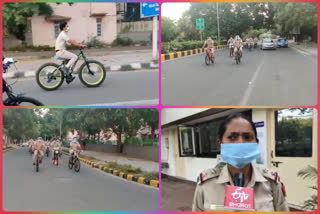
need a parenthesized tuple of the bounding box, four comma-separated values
(66, 27, 70, 32)
(221, 143, 260, 169)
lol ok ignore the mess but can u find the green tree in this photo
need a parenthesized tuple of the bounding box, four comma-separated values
(161, 16, 178, 42)
(3, 3, 53, 40)
(297, 165, 317, 211)
(273, 3, 317, 41)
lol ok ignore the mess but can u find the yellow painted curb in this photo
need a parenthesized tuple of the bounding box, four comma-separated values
(138, 177, 145, 184)
(113, 170, 118, 175)
(99, 165, 103, 170)
(169, 53, 174, 59)
(177, 52, 182, 58)
(161, 55, 165, 61)
(150, 180, 159, 187)
(119, 172, 124, 178)
(127, 174, 133, 181)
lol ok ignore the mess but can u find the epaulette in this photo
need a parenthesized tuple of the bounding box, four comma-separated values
(197, 164, 224, 185)
(261, 168, 280, 184)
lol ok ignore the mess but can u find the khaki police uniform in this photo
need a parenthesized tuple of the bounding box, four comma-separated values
(192, 163, 289, 211)
(203, 39, 215, 55)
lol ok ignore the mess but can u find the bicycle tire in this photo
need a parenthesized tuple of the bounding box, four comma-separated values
(4, 96, 44, 106)
(78, 60, 106, 87)
(36, 157, 39, 172)
(74, 158, 80, 172)
(205, 55, 210, 65)
(68, 157, 73, 169)
(36, 63, 64, 91)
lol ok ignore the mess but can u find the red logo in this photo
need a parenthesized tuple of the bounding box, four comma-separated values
(224, 186, 255, 211)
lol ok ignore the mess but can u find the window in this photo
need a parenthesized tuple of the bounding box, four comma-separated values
(275, 108, 312, 157)
(178, 110, 252, 158)
(196, 118, 224, 157)
(178, 127, 195, 156)
(54, 21, 60, 38)
(96, 18, 102, 37)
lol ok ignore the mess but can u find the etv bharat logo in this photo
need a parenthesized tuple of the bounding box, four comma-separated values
(232, 187, 249, 203)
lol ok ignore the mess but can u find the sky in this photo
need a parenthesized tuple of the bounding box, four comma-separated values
(161, 3, 191, 21)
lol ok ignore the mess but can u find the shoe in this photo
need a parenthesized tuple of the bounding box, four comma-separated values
(33, 162, 35, 165)
(39, 160, 42, 164)
(66, 75, 75, 84)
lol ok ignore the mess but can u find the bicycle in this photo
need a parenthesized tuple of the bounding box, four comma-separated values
(234, 47, 242, 65)
(3, 57, 44, 106)
(36, 48, 106, 91)
(68, 151, 80, 172)
(205, 48, 215, 65)
(34, 150, 42, 172)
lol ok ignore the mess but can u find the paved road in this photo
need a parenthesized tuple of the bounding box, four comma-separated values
(4, 70, 159, 106)
(3, 148, 159, 211)
(162, 47, 317, 106)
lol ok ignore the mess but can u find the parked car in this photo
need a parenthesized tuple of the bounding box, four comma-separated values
(21, 142, 29, 147)
(277, 38, 288, 48)
(261, 38, 277, 50)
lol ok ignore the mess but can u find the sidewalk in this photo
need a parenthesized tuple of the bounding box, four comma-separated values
(289, 42, 317, 55)
(161, 175, 196, 211)
(64, 148, 158, 173)
(3, 47, 159, 78)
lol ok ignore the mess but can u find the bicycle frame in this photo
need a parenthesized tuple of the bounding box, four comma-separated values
(57, 50, 93, 75)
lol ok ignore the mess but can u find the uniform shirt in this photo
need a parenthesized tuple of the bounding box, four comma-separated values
(52, 141, 61, 150)
(55, 31, 70, 51)
(32, 140, 46, 152)
(70, 141, 81, 151)
(192, 163, 289, 211)
(204, 39, 214, 48)
(233, 39, 243, 48)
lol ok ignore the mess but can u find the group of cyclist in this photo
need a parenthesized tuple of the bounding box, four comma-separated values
(203, 35, 259, 61)
(28, 137, 82, 166)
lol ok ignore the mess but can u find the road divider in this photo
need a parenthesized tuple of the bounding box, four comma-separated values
(62, 150, 159, 188)
(161, 45, 228, 61)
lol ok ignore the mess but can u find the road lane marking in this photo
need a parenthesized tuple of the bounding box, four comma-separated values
(239, 58, 265, 106)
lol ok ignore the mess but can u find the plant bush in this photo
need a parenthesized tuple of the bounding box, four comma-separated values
(85, 37, 105, 48)
(112, 36, 134, 46)
(161, 40, 226, 54)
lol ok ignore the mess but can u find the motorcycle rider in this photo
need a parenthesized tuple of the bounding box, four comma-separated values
(202, 37, 215, 59)
(233, 35, 243, 58)
(51, 140, 62, 161)
(32, 137, 46, 165)
(69, 137, 82, 161)
(227, 36, 234, 57)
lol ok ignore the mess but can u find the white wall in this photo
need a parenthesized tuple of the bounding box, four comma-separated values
(162, 108, 208, 125)
(161, 128, 176, 176)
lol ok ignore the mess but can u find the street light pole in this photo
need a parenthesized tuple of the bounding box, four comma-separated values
(217, 3, 220, 44)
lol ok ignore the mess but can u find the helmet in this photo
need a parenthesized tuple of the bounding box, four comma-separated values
(235, 35, 240, 40)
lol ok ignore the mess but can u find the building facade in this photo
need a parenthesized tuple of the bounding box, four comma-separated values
(29, 3, 117, 46)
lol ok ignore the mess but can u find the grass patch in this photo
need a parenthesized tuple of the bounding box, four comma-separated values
(136, 172, 159, 180)
(104, 161, 142, 174)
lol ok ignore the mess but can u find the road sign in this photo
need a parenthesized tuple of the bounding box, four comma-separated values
(140, 3, 159, 18)
(196, 18, 204, 30)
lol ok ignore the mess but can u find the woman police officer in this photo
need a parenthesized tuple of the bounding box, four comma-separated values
(192, 113, 289, 211)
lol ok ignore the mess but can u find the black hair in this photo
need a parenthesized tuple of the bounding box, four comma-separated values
(218, 113, 258, 142)
(59, 21, 67, 31)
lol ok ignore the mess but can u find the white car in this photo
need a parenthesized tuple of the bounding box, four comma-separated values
(261, 38, 277, 50)
(21, 142, 29, 147)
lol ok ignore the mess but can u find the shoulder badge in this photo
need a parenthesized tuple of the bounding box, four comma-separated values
(197, 165, 223, 185)
(262, 169, 280, 184)
(281, 182, 287, 197)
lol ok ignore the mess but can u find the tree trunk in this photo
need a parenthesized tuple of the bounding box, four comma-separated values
(116, 132, 123, 153)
